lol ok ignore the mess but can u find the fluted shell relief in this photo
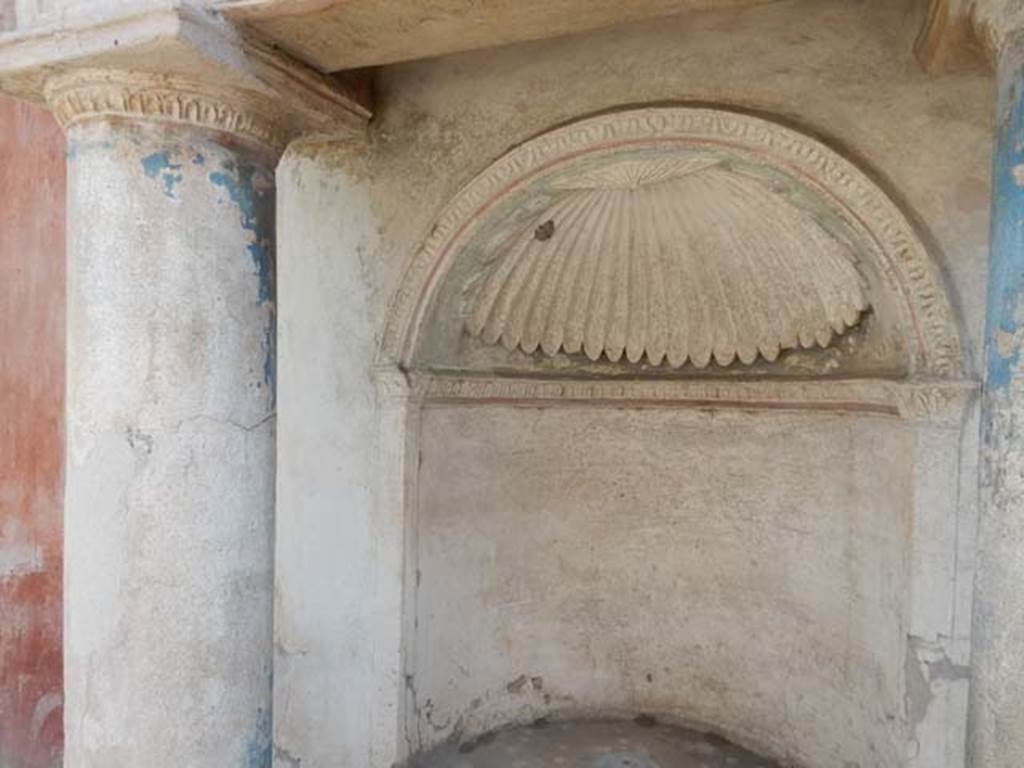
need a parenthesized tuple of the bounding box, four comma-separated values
(465, 156, 870, 368)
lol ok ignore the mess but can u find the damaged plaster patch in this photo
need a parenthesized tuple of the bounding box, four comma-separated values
(30, 692, 62, 741)
(905, 636, 970, 729)
(0, 544, 42, 578)
(1012, 163, 1024, 186)
(995, 328, 1017, 359)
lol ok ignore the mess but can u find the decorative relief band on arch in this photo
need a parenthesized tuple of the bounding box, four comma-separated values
(465, 155, 870, 368)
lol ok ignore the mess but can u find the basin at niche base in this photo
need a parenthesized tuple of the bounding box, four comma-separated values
(408, 718, 781, 768)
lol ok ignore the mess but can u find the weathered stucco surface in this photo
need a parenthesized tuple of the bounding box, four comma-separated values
(63, 119, 276, 768)
(275, 0, 991, 766)
(0, 93, 65, 768)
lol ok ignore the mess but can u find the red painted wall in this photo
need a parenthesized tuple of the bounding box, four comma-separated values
(0, 94, 65, 768)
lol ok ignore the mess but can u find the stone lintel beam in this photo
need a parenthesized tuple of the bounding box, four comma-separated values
(0, 2, 370, 153)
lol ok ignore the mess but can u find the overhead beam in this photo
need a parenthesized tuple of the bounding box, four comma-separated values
(215, 0, 781, 72)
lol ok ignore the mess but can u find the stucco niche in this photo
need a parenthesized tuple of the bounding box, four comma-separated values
(374, 107, 975, 768)
(385, 107, 961, 385)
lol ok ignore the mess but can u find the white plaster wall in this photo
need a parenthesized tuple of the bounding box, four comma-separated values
(275, 0, 990, 765)
(411, 405, 912, 768)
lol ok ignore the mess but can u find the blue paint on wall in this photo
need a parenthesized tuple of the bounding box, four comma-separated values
(207, 164, 276, 398)
(192, 152, 205, 166)
(985, 63, 1024, 393)
(141, 151, 184, 198)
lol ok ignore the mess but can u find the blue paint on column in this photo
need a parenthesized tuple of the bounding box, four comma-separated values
(208, 163, 277, 397)
(141, 151, 184, 199)
(245, 706, 272, 768)
(985, 59, 1024, 393)
(208, 167, 274, 304)
(262, 323, 276, 395)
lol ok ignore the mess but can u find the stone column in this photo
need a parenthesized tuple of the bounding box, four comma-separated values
(48, 70, 280, 767)
(972, 3, 1024, 765)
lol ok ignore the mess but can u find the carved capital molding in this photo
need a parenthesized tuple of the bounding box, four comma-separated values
(45, 69, 293, 151)
(0, 5, 370, 147)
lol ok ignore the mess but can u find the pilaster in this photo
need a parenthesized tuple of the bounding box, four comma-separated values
(968, 2, 1024, 766)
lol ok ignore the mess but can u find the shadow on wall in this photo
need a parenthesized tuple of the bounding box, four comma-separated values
(0, 93, 66, 768)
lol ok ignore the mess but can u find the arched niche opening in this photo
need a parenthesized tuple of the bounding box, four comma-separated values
(382, 107, 973, 768)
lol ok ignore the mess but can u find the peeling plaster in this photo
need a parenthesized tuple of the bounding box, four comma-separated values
(208, 164, 277, 394)
(906, 636, 970, 730)
(208, 165, 274, 304)
(141, 151, 183, 199)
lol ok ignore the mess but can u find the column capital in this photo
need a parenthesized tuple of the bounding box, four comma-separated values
(972, 0, 1024, 62)
(0, 3, 370, 154)
(45, 69, 293, 151)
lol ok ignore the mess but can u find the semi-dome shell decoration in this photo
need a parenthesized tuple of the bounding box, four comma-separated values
(465, 155, 870, 368)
